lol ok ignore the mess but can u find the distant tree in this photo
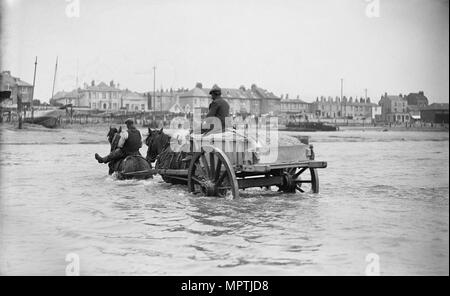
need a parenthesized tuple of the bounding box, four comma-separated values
(32, 99, 41, 106)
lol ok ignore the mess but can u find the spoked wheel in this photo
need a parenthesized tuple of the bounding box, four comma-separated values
(188, 146, 239, 199)
(278, 167, 319, 194)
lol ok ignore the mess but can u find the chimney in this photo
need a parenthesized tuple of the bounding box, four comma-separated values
(239, 85, 246, 91)
(110, 80, 115, 87)
(195, 82, 203, 89)
(251, 84, 257, 91)
(91, 80, 95, 87)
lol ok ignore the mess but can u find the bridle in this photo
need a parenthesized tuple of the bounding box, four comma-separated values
(147, 132, 171, 163)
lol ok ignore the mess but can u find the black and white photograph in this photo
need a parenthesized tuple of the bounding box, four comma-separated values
(0, 0, 448, 278)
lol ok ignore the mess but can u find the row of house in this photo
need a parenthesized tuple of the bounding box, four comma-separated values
(280, 96, 382, 121)
(281, 91, 448, 124)
(179, 83, 280, 115)
(50, 81, 282, 116)
(1, 70, 448, 123)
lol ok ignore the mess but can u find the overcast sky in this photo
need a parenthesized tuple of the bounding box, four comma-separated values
(1, 0, 449, 103)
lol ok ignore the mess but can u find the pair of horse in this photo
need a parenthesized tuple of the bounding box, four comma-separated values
(105, 126, 172, 179)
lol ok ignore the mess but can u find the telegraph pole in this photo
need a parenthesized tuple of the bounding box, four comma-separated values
(153, 66, 156, 111)
(31, 56, 37, 120)
(340, 78, 344, 118)
(51, 56, 58, 101)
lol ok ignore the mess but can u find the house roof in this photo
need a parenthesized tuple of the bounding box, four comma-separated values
(406, 92, 428, 106)
(179, 85, 280, 101)
(179, 87, 210, 98)
(420, 103, 449, 111)
(84, 82, 121, 92)
(122, 91, 146, 100)
(15, 79, 32, 87)
(0, 71, 33, 87)
(281, 99, 309, 104)
(52, 89, 79, 100)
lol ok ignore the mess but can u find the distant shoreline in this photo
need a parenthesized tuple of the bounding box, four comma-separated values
(338, 125, 449, 132)
(1, 121, 449, 133)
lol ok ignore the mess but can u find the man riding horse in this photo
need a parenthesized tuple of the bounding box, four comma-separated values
(95, 118, 143, 164)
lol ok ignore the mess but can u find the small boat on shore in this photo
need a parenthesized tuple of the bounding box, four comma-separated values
(24, 109, 65, 128)
(280, 121, 338, 132)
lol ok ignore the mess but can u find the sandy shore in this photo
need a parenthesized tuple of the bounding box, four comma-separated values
(0, 123, 112, 145)
(1, 122, 448, 146)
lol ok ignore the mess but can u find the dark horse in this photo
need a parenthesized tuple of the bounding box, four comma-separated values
(105, 126, 153, 180)
(145, 128, 189, 184)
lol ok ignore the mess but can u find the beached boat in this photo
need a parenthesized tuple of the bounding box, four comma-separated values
(280, 121, 338, 132)
(24, 109, 65, 128)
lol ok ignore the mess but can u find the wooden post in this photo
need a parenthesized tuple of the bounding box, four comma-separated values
(31, 56, 37, 120)
(17, 93, 23, 129)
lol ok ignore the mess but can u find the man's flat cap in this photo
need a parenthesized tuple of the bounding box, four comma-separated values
(125, 118, 134, 124)
(209, 84, 221, 95)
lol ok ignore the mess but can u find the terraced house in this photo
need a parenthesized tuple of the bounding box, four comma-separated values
(179, 83, 281, 116)
(309, 96, 378, 120)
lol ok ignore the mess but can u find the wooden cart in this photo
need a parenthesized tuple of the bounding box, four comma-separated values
(123, 133, 327, 199)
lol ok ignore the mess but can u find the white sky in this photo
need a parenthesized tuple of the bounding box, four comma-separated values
(1, 0, 449, 103)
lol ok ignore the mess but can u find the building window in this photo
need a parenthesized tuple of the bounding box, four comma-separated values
(103, 103, 107, 109)
(141, 104, 145, 110)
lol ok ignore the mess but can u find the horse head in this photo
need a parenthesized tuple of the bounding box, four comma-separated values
(145, 128, 171, 163)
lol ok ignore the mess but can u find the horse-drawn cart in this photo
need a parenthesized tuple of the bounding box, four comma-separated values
(121, 129, 327, 199)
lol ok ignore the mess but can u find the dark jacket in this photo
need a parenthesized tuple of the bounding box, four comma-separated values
(206, 97, 230, 131)
(122, 128, 142, 154)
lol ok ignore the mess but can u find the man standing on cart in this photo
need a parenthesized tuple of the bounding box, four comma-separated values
(202, 84, 230, 134)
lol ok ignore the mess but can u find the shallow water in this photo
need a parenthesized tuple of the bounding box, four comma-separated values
(0, 128, 448, 275)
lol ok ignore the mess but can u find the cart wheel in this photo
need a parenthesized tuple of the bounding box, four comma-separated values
(188, 146, 239, 199)
(279, 167, 319, 194)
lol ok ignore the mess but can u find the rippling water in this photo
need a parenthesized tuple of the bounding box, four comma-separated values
(0, 127, 448, 275)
